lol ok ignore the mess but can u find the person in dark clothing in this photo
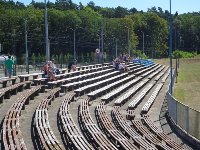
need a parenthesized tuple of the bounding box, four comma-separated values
(68, 59, 77, 72)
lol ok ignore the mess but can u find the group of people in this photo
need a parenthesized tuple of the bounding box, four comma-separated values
(43, 59, 60, 81)
(43, 59, 77, 81)
(112, 53, 130, 72)
(4, 56, 77, 81)
(4, 53, 131, 81)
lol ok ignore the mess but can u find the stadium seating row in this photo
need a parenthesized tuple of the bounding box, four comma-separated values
(3, 86, 41, 149)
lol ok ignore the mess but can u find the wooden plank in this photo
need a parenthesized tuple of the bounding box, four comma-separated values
(111, 107, 157, 150)
(96, 103, 137, 150)
(80, 99, 117, 150)
(142, 115, 184, 150)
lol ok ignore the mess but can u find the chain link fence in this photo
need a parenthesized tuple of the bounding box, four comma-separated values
(0, 55, 115, 77)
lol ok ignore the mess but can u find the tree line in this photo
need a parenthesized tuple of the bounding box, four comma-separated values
(0, 0, 199, 64)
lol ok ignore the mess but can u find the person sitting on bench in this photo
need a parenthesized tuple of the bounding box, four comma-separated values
(68, 59, 77, 72)
(51, 59, 60, 75)
(43, 61, 56, 80)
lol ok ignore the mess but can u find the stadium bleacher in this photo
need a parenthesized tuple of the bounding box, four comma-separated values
(0, 62, 196, 150)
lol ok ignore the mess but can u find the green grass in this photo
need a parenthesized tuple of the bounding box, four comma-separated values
(194, 54, 200, 59)
(174, 60, 200, 111)
(155, 58, 200, 111)
(154, 58, 177, 68)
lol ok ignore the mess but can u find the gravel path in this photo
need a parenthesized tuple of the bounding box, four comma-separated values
(20, 92, 47, 150)
(47, 94, 66, 148)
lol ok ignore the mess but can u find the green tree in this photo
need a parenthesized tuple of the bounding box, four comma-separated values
(114, 6, 128, 18)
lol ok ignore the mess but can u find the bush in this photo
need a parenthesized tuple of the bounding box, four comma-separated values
(173, 50, 197, 58)
(134, 50, 149, 59)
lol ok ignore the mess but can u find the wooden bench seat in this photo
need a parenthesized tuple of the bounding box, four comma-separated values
(79, 64, 105, 71)
(35, 87, 63, 150)
(78, 68, 114, 80)
(127, 64, 141, 71)
(154, 66, 169, 81)
(111, 107, 157, 150)
(78, 63, 109, 72)
(75, 66, 81, 71)
(59, 93, 94, 150)
(79, 68, 95, 74)
(101, 76, 143, 102)
(18, 72, 44, 82)
(60, 68, 67, 74)
(50, 77, 76, 89)
(55, 72, 71, 79)
(135, 64, 159, 76)
(33, 77, 48, 86)
(128, 81, 156, 109)
(52, 68, 114, 89)
(0, 81, 33, 103)
(129, 65, 146, 74)
(142, 115, 185, 150)
(131, 120, 173, 149)
(87, 74, 136, 100)
(48, 78, 71, 89)
(5, 111, 27, 150)
(128, 65, 147, 75)
(134, 64, 155, 76)
(79, 99, 117, 149)
(114, 78, 150, 106)
(0, 76, 17, 88)
(3, 86, 41, 149)
(141, 83, 164, 114)
(132, 120, 161, 145)
(36, 109, 63, 150)
(74, 71, 121, 96)
(60, 69, 116, 92)
(55, 70, 80, 79)
(147, 65, 165, 80)
(61, 79, 88, 92)
(80, 65, 89, 70)
(96, 102, 137, 149)
(102, 62, 111, 67)
(94, 64, 102, 68)
(49, 70, 91, 88)
(161, 69, 170, 83)
(141, 65, 163, 79)
(60, 70, 110, 91)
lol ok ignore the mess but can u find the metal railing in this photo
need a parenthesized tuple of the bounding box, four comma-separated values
(166, 65, 200, 141)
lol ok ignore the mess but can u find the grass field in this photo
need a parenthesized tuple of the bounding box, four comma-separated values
(155, 57, 200, 111)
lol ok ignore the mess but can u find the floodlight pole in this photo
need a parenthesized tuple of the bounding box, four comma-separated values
(45, 0, 50, 61)
(115, 38, 118, 58)
(142, 31, 145, 54)
(25, 20, 29, 74)
(169, 0, 173, 95)
(73, 29, 76, 60)
(128, 28, 130, 56)
(98, 34, 101, 50)
(125, 26, 131, 56)
(101, 24, 104, 63)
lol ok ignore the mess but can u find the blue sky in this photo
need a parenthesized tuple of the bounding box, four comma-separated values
(17, 0, 199, 14)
